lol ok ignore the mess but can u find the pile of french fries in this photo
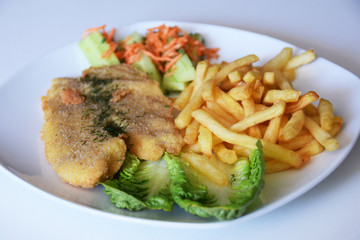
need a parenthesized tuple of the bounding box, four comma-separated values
(173, 47, 342, 186)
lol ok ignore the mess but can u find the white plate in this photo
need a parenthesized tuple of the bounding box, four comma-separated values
(0, 21, 359, 227)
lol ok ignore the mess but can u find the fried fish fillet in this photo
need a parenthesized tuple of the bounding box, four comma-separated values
(41, 64, 184, 188)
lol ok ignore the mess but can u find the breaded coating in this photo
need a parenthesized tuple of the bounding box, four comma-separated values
(41, 64, 184, 188)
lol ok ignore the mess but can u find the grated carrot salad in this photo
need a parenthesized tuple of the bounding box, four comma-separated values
(82, 24, 219, 75)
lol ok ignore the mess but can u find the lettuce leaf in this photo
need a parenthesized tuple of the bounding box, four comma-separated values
(163, 140, 265, 220)
(101, 153, 173, 211)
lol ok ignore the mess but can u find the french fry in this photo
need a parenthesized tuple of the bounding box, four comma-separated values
(279, 130, 314, 150)
(242, 96, 256, 116)
(243, 68, 262, 84)
(183, 119, 200, 144)
(182, 134, 223, 154)
(263, 116, 282, 143)
(263, 71, 275, 86)
(228, 70, 243, 83)
(255, 104, 269, 112)
(252, 80, 265, 103)
(230, 101, 286, 132)
(282, 68, 296, 82)
(205, 100, 238, 124)
(191, 60, 209, 99)
(240, 97, 263, 138)
(285, 91, 319, 114)
(266, 159, 293, 173)
(304, 116, 339, 151)
(278, 110, 305, 142)
(328, 116, 343, 137)
(318, 98, 334, 131)
(175, 89, 204, 129)
(204, 64, 221, 81)
(182, 152, 229, 186)
(213, 87, 244, 120)
(173, 83, 194, 110)
(296, 138, 324, 159)
(191, 109, 303, 167)
(202, 106, 234, 128)
(303, 103, 318, 116)
(219, 78, 237, 91)
(213, 143, 238, 164)
(283, 49, 316, 70)
(274, 70, 293, 90)
(201, 55, 259, 100)
(263, 89, 301, 104)
(198, 125, 213, 158)
(182, 142, 201, 153)
(227, 83, 253, 101)
(261, 47, 293, 72)
(232, 144, 251, 157)
(248, 125, 263, 138)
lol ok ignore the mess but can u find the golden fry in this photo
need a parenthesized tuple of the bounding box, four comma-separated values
(243, 68, 262, 84)
(278, 110, 305, 142)
(201, 55, 259, 100)
(263, 89, 301, 104)
(191, 60, 209, 99)
(232, 144, 251, 157)
(284, 49, 316, 70)
(227, 83, 253, 101)
(318, 98, 334, 131)
(183, 119, 200, 144)
(274, 70, 293, 90)
(252, 80, 265, 103)
(263, 116, 282, 143)
(213, 87, 244, 120)
(296, 138, 324, 160)
(261, 47, 293, 72)
(228, 70, 243, 83)
(182, 152, 229, 186)
(303, 103, 318, 117)
(328, 116, 343, 137)
(304, 116, 339, 151)
(173, 83, 194, 110)
(279, 130, 314, 151)
(282, 68, 296, 82)
(213, 143, 238, 164)
(266, 159, 293, 173)
(198, 125, 213, 158)
(285, 91, 319, 114)
(263, 71, 275, 86)
(230, 101, 286, 132)
(205, 100, 238, 124)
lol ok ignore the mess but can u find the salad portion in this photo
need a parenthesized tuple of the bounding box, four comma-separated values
(79, 24, 219, 92)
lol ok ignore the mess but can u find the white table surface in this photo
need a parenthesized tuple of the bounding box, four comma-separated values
(0, 0, 359, 239)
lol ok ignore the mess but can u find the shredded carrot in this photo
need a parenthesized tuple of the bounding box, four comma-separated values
(82, 24, 219, 74)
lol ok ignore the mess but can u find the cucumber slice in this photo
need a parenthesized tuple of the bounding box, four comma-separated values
(78, 31, 120, 67)
(162, 76, 187, 92)
(124, 31, 144, 44)
(163, 54, 195, 83)
(132, 54, 162, 84)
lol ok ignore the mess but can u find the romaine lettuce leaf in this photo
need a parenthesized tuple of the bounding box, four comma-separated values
(101, 153, 173, 211)
(163, 140, 265, 220)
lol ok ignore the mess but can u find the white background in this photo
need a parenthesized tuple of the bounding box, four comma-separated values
(0, 0, 359, 239)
